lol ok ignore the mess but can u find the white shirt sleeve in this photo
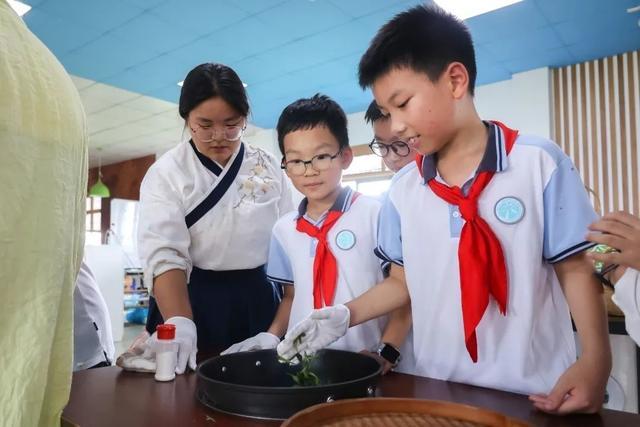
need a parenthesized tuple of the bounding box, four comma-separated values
(278, 169, 295, 216)
(375, 193, 404, 267)
(73, 260, 114, 370)
(138, 167, 192, 293)
(542, 157, 597, 263)
(266, 232, 294, 285)
(612, 268, 640, 346)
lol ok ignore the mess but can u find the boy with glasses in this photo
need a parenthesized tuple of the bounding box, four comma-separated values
(278, 6, 611, 414)
(223, 94, 413, 374)
(365, 100, 417, 173)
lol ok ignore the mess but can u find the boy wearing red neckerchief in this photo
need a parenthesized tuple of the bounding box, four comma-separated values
(224, 94, 414, 375)
(278, 5, 611, 415)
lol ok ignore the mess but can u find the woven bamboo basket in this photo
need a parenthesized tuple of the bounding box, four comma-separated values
(283, 398, 531, 427)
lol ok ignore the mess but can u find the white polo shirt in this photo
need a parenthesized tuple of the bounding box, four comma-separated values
(73, 260, 115, 370)
(376, 122, 597, 395)
(612, 268, 640, 346)
(267, 188, 388, 354)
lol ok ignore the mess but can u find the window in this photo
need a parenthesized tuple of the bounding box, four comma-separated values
(342, 146, 393, 198)
(86, 197, 102, 245)
(345, 153, 387, 175)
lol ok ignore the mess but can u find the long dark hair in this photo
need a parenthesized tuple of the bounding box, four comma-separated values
(178, 63, 249, 119)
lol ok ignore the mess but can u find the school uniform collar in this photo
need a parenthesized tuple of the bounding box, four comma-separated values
(419, 121, 509, 184)
(296, 186, 355, 221)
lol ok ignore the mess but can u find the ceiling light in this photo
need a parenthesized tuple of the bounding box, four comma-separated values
(88, 148, 110, 198)
(434, 0, 523, 20)
(8, 0, 32, 16)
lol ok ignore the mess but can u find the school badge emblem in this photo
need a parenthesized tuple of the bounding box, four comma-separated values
(335, 230, 356, 250)
(494, 196, 525, 224)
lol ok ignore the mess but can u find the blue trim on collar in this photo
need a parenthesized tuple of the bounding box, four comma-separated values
(420, 122, 510, 184)
(476, 123, 499, 173)
(189, 139, 223, 176)
(185, 142, 245, 228)
(421, 154, 437, 182)
(296, 186, 354, 218)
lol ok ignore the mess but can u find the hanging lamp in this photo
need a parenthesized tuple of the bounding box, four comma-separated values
(89, 148, 110, 198)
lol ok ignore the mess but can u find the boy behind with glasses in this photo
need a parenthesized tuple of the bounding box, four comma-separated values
(223, 94, 414, 374)
(365, 100, 417, 173)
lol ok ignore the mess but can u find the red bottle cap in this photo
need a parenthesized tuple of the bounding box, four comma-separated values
(156, 324, 176, 340)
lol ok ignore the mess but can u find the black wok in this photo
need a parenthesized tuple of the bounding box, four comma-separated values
(196, 349, 382, 420)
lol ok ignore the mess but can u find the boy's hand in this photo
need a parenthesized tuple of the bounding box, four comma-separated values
(587, 211, 640, 272)
(277, 304, 350, 361)
(528, 356, 608, 414)
(221, 332, 280, 355)
(360, 350, 393, 375)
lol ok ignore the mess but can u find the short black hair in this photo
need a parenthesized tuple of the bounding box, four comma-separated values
(178, 63, 249, 119)
(276, 94, 349, 155)
(364, 100, 387, 124)
(358, 4, 477, 95)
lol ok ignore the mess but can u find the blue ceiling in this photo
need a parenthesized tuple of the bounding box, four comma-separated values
(22, 0, 640, 128)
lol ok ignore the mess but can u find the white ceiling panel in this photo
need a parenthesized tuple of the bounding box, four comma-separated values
(70, 75, 95, 90)
(87, 105, 153, 133)
(71, 75, 263, 167)
(121, 96, 177, 114)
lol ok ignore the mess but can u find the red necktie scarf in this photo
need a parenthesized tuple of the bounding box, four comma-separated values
(296, 193, 359, 309)
(415, 121, 518, 362)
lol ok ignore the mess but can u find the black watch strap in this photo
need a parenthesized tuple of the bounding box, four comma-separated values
(378, 343, 401, 365)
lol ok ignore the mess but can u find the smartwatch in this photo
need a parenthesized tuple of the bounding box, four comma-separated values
(376, 343, 401, 367)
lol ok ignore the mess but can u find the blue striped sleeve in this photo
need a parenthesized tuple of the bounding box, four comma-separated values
(266, 234, 294, 285)
(543, 157, 597, 263)
(375, 195, 404, 266)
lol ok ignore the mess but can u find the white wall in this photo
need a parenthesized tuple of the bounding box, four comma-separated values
(243, 111, 374, 158)
(246, 67, 552, 159)
(149, 68, 553, 162)
(346, 110, 374, 147)
(153, 67, 554, 161)
(84, 245, 125, 342)
(475, 67, 551, 139)
(244, 128, 279, 155)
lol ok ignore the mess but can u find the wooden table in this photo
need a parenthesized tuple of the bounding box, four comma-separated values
(63, 366, 640, 427)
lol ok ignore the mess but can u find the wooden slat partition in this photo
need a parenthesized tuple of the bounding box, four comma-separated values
(551, 50, 640, 216)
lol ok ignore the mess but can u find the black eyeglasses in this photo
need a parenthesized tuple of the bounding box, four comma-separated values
(369, 139, 410, 158)
(281, 150, 342, 176)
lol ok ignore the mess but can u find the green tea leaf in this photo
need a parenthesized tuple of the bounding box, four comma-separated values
(279, 333, 319, 386)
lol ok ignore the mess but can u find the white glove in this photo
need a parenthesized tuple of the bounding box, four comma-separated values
(145, 316, 197, 375)
(116, 330, 156, 373)
(221, 332, 280, 355)
(277, 304, 350, 362)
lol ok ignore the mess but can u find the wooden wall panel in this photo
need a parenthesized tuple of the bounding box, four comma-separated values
(88, 154, 156, 242)
(552, 50, 640, 216)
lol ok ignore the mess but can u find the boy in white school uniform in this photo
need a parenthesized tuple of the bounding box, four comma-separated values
(224, 94, 413, 374)
(365, 100, 417, 173)
(278, 5, 611, 415)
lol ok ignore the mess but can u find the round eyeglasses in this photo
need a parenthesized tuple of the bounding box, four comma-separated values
(281, 150, 342, 176)
(190, 121, 245, 142)
(369, 139, 411, 157)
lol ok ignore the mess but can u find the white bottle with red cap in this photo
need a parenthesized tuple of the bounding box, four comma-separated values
(155, 324, 178, 382)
